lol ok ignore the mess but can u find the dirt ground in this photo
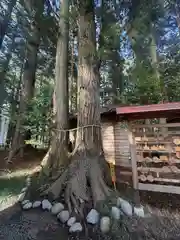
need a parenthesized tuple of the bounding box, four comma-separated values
(1, 149, 180, 239)
(1, 196, 180, 240)
(0, 147, 46, 172)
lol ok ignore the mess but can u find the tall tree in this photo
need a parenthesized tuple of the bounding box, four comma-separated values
(0, 29, 17, 108)
(41, 0, 69, 175)
(42, 0, 110, 211)
(7, 0, 45, 163)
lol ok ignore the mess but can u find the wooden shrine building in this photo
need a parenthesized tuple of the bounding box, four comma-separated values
(71, 101, 180, 195)
(70, 102, 180, 194)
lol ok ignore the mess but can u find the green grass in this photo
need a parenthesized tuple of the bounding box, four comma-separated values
(0, 173, 28, 210)
(0, 175, 26, 198)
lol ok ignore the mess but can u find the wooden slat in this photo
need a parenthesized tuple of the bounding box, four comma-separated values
(128, 128, 138, 189)
(136, 149, 171, 153)
(137, 167, 180, 173)
(135, 131, 180, 137)
(136, 140, 171, 144)
(138, 183, 180, 194)
(131, 123, 180, 128)
(138, 177, 180, 183)
(137, 158, 180, 163)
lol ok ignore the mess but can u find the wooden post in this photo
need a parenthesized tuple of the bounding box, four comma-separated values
(128, 124, 140, 207)
(160, 118, 167, 137)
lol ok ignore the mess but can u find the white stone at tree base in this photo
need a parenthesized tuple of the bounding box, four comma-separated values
(111, 206, 121, 220)
(69, 222, 83, 233)
(51, 202, 64, 215)
(57, 210, 70, 223)
(21, 199, 30, 205)
(32, 201, 41, 208)
(134, 206, 145, 218)
(117, 197, 125, 207)
(42, 199, 52, 211)
(67, 217, 76, 227)
(86, 209, 99, 224)
(22, 202, 32, 210)
(100, 217, 111, 233)
(120, 200, 133, 216)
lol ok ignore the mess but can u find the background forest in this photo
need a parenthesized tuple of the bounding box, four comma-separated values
(0, 0, 180, 149)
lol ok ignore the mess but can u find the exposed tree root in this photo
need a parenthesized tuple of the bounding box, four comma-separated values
(41, 144, 112, 214)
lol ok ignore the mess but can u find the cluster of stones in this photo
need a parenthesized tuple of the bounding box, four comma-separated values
(19, 178, 145, 233)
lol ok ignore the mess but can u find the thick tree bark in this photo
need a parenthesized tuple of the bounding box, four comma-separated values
(42, 0, 111, 212)
(7, 0, 44, 163)
(0, 0, 17, 49)
(41, 0, 69, 175)
(75, 1, 101, 152)
(69, 33, 77, 113)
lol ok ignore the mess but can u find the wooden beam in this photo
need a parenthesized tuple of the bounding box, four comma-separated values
(131, 123, 180, 128)
(138, 183, 180, 194)
(128, 127, 138, 189)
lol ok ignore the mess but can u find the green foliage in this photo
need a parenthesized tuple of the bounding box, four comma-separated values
(1, 0, 180, 148)
(24, 78, 53, 144)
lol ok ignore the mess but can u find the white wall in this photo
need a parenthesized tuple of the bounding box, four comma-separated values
(0, 107, 10, 145)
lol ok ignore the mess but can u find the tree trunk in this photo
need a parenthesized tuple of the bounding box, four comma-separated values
(7, 0, 44, 163)
(149, 23, 167, 101)
(69, 33, 77, 113)
(42, 0, 111, 213)
(40, 0, 69, 175)
(0, 0, 17, 49)
(0, 31, 16, 108)
(75, 1, 101, 152)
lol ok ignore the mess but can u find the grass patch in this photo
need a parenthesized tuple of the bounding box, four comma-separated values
(0, 175, 27, 211)
(0, 175, 27, 198)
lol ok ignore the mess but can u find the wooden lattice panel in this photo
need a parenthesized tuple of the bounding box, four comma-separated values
(131, 119, 180, 194)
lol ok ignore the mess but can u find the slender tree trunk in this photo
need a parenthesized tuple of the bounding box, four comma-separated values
(7, 0, 44, 163)
(149, 23, 167, 101)
(41, 0, 69, 175)
(0, 31, 16, 108)
(0, 0, 17, 49)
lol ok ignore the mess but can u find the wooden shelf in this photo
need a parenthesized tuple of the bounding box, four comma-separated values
(132, 123, 180, 128)
(136, 140, 171, 144)
(138, 177, 180, 184)
(137, 166, 180, 173)
(137, 159, 180, 163)
(136, 149, 173, 153)
(138, 183, 180, 194)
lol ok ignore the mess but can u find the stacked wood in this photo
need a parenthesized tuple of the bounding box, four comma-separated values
(147, 175, 154, 182)
(139, 175, 146, 182)
(170, 166, 179, 173)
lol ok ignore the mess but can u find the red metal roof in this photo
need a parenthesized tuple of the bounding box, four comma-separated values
(116, 102, 180, 115)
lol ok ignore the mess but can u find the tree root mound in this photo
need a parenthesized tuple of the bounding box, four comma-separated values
(41, 148, 112, 215)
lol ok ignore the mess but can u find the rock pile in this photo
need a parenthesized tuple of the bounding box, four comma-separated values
(19, 186, 146, 233)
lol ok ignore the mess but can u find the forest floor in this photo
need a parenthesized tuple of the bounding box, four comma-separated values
(1, 149, 180, 239)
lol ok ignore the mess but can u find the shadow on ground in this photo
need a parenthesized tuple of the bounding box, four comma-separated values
(0, 197, 180, 239)
(1, 179, 180, 239)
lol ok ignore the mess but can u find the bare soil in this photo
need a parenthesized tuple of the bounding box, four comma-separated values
(1, 195, 180, 240)
(0, 147, 45, 172)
